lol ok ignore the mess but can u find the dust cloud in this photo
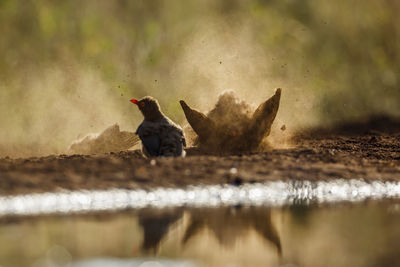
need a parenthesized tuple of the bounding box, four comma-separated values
(1, 0, 399, 157)
(0, 11, 310, 157)
(171, 18, 316, 148)
(0, 65, 139, 157)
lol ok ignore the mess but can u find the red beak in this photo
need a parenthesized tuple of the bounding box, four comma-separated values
(130, 99, 138, 105)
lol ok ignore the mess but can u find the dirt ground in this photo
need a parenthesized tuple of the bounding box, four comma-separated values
(0, 116, 399, 196)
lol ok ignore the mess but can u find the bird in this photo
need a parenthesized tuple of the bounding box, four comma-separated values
(180, 88, 281, 152)
(130, 96, 186, 157)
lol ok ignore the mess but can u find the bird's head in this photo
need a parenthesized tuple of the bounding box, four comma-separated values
(130, 96, 163, 121)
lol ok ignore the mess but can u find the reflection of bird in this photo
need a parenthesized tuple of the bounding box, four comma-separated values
(182, 207, 282, 256)
(137, 209, 184, 253)
(180, 88, 281, 152)
(131, 96, 186, 157)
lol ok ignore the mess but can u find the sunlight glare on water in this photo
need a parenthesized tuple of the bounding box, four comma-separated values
(1, 179, 400, 216)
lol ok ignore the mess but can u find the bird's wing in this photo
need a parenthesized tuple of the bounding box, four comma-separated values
(165, 118, 186, 147)
(141, 135, 161, 156)
(157, 123, 185, 156)
(177, 127, 186, 147)
(135, 123, 144, 136)
(249, 88, 281, 138)
(136, 121, 162, 156)
(182, 135, 187, 147)
(179, 100, 216, 140)
(136, 121, 159, 137)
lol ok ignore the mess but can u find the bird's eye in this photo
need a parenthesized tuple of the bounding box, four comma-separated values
(140, 102, 145, 107)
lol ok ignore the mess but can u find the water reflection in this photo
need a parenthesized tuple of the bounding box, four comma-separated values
(138, 208, 184, 253)
(182, 207, 281, 256)
(1, 202, 400, 267)
(136, 207, 281, 258)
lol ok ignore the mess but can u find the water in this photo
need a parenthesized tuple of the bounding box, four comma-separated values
(2, 179, 400, 216)
(1, 201, 400, 267)
(1, 179, 400, 267)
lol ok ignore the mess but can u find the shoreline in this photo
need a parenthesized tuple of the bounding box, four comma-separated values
(0, 133, 399, 197)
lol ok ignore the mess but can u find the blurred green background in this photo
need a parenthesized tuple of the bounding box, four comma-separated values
(0, 0, 399, 157)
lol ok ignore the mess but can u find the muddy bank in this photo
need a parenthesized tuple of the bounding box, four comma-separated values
(0, 122, 399, 196)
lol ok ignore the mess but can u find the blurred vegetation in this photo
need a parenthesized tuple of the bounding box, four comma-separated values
(0, 0, 399, 156)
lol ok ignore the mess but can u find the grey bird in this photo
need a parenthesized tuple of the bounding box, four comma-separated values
(130, 96, 186, 157)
